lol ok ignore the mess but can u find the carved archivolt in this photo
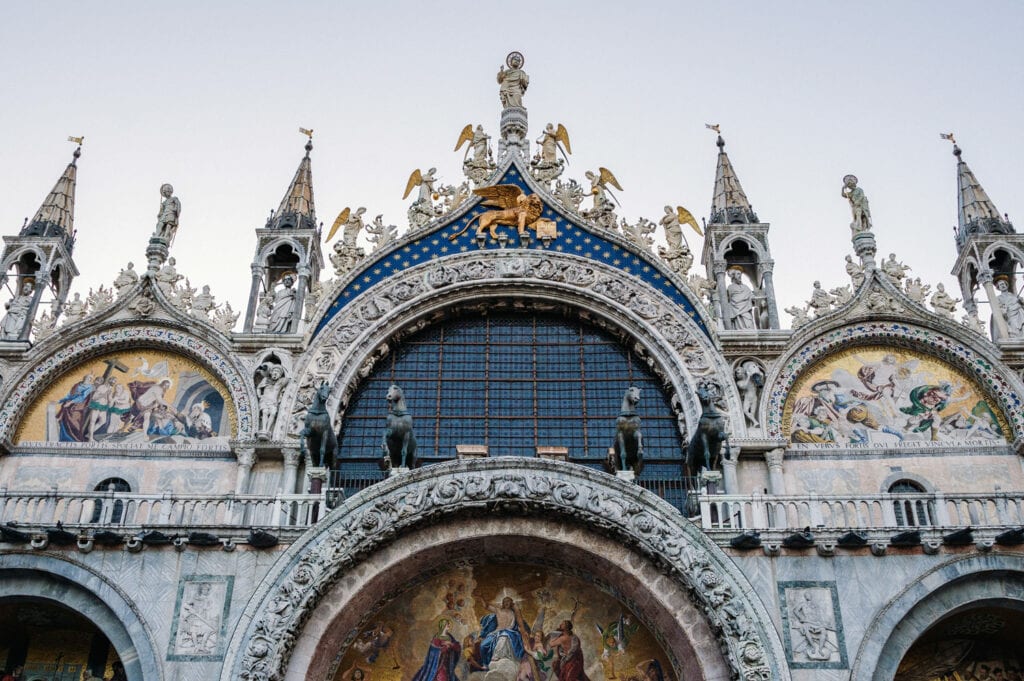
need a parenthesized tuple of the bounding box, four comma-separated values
(281, 251, 740, 439)
(222, 458, 786, 681)
(763, 321, 1024, 440)
(0, 325, 256, 441)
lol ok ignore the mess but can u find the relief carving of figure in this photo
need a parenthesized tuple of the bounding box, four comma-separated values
(726, 267, 756, 330)
(841, 174, 871, 234)
(789, 591, 836, 662)
(497, 51, 529, 108)
(155, 183, 182, 245)
(0, 281, 33, 341)
(256, 364, 289, 437)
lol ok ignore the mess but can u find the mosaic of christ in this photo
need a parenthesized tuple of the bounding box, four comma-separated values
(331, 564, 675, 681)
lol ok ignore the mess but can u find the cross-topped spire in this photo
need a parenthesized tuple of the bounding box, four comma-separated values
(21, 142, 81, 251)
(267, 136, 317, 231)
(709, 135, 758, 225)
(952, 142, 1013, 251)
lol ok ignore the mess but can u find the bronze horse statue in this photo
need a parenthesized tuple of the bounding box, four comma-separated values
(382, 384, 417, 470)
(300, 381, 337, 469)
(686, 380, 730, 475)
(605, 386, 644, 476)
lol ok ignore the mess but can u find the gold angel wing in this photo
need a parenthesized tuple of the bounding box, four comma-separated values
(454, 124, 474, 152)
(403, 169, 423, 200)
(472, 184, 524, 209)
(599, 167, 623, 191)
(326, 207, 351, 242)
(555, 124, 571, 155)
(676, 206, 703, 236)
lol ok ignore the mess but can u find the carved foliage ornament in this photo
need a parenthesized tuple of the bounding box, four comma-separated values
(231, 460, 777, 681)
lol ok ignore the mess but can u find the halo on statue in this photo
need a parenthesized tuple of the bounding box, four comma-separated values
(727, 265, 745, 273)
(277, 271, 298, 283)
(506, 51, 524, 69)
(994, 273, 1013, 287)
(842, 174, 858, 185)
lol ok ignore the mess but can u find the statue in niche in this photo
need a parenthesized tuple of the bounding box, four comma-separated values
(256, 364, 289, 438)
(686, 380, 729, 475)
(497, 51, 529, 108)
(734, 361, 764, 428)
(841, 174, 871, 234)
(381, 384, 417, 470)
(0, 281, 33, 340)
(604, 386, 643, 476)
(994, 277, 1024, 339)
(154, 183, 182, 245)
(726, 267, 756, 330)
(267, 273, 298, 333)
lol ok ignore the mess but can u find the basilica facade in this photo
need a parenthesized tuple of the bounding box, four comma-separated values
(1, 54, 1022, 681)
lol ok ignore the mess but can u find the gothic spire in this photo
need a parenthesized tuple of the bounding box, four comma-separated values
(21, 144, 80, 248)
(709, 135, 758, 225)
(268, 138, 317, 230)
(953, 143, 1013, 250)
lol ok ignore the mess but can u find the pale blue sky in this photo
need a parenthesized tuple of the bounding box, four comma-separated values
(2, 1, 1022, 327)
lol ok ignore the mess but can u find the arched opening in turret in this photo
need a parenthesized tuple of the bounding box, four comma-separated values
(332, 306, 690, 511)
(721, 239, 769, 330)
(265, 243, 301, 288)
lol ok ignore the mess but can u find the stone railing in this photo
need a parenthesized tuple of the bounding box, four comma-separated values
(699, 490, 1024, 532)
(0, 488, 325, 533)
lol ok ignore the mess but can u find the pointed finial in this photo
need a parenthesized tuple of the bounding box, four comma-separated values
(299, 127, 313, 155)
(941, 132, 961, 158)
(705, 124, 725, 149)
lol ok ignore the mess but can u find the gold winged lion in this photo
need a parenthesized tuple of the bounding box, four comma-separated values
(447, 184, 544, 241)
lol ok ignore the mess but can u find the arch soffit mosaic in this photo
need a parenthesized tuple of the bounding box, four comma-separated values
(0, 316, 258, 443)
(849, 553, 1024, 681)
(0, 551, 164, 681)
(221, 458, 788, 681)
(761, 318, 1024, 444)
(281, 250, 743, 440)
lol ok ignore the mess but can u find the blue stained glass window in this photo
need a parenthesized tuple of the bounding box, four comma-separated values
(336, 312, 687, 493)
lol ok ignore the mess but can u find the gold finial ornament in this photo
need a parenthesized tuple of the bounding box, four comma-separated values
(67, 135, 85, 145)
(299, 127, 314, 139)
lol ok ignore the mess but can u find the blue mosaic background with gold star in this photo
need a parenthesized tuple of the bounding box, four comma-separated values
(315, 166, 709, 338)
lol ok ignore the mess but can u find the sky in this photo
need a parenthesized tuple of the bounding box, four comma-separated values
(1, 1, 1023, 331)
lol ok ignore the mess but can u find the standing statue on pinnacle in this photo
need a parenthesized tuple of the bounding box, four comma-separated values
(154, 183, 181, 246)
(841, 175, 871, 234)
(497, 51, 529, 108)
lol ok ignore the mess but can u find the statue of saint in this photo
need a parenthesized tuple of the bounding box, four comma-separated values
(156, 257, 183, 292)
(929, 283, 959, 318)
(726, 267, 756, 330)
(113, 262, 139, 296)
(994, 278, 1024, 339)
(845, 255, 865, 288)
(0, 281, 34, 340)
(257, 364, 289, 435)
(155, 183, 181, 245)
(268, 274, 298, 333)
(497, 51, 529, 108)
(841, 175, 871, 234)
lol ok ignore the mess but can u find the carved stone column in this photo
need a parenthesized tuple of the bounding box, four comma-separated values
(979, 268, 1010, 340)
(243, 263, 263, 333)
(281, 448, 300, 495)
(759, 262, 780, 330)
(713, 263, 729, 330)
(764, 448, 786, 495)
(721, 454, 739, 495)
(235, 448, 257, 495)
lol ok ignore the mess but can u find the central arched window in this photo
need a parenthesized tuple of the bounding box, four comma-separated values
(90, 477, 131, 524)
(889, 480, 932, 526)
(336, 311, 687, 505)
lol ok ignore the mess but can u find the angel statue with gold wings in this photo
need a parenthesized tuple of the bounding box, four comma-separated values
(531, 123, 572, 183)
(581, 167, 623, 230)
(404, 168, 441, 229)
(454, 125, 495, 185)
(448, 185, 548, 242)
